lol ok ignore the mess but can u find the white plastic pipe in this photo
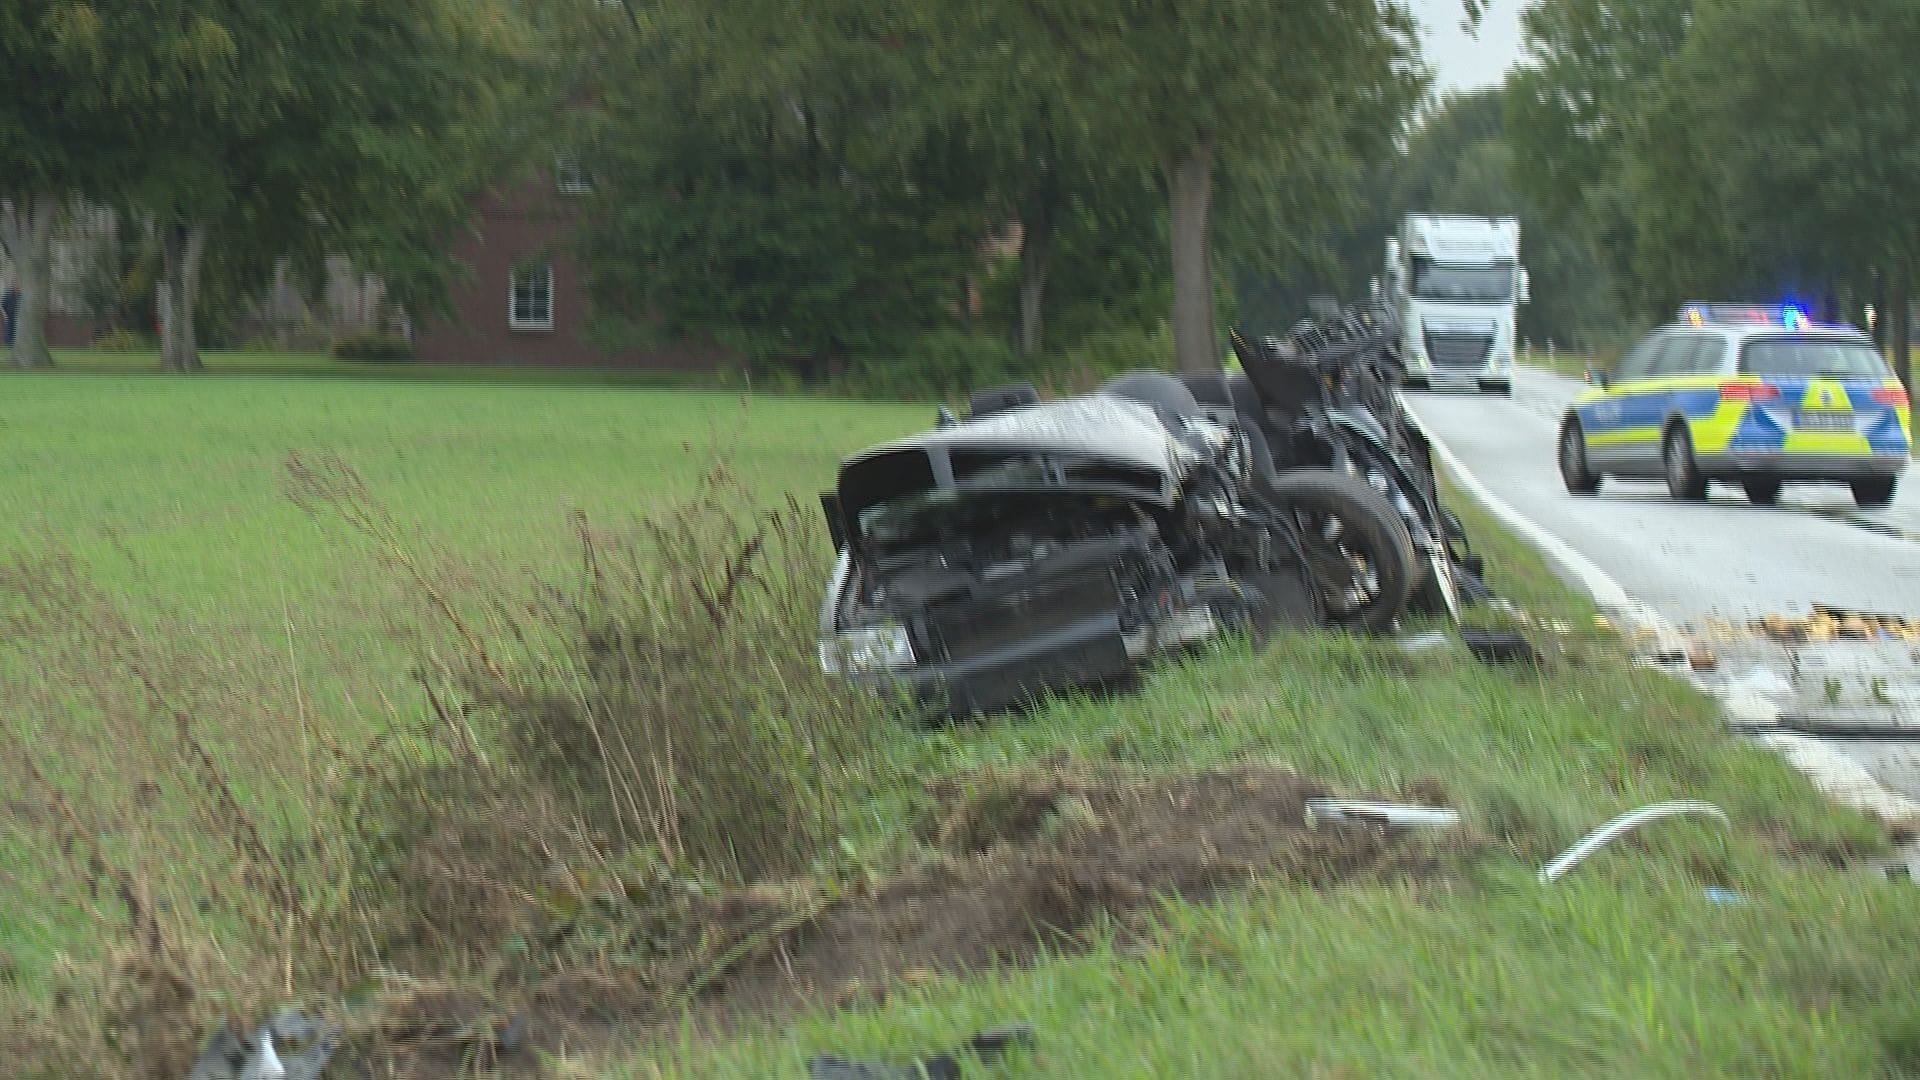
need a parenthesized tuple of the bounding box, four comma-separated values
(1538, 801, 1731, 884)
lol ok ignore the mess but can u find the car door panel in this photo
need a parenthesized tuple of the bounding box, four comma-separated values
(1590, 335, 1679, 474)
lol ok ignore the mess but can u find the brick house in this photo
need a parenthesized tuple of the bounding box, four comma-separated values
(411, 158, 729, 369)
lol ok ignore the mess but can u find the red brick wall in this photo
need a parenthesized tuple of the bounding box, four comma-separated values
(413, 169, 727, 370)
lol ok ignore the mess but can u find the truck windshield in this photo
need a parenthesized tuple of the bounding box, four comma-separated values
(1411, 258, 1515, 303)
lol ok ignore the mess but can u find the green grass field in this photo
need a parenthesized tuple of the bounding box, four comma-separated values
(5, 358, 1920, 1077)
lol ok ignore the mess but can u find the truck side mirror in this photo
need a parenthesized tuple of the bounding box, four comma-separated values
(1517, 268, 1532, 305)
(1368, 276, 1381, 301)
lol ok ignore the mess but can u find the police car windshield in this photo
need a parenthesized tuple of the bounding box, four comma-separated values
(1739, 340, 1888, 379)
(1410, 258, 1514, 302)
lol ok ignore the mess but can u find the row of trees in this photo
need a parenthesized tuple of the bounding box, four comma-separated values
(571, 0, 1437, 378)
(4, 0, 1452, 378)
(8, 1, 1913, 381)
(1507, 0, 1920, 377)
(1, 0, 530, 370)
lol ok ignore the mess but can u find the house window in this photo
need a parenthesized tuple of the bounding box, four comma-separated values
(509, 262, 554, 330)
(555, 156, 592, 196)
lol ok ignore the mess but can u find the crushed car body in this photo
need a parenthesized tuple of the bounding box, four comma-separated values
(818, 303, 1493, 718)
(820, 386, 1323, 716)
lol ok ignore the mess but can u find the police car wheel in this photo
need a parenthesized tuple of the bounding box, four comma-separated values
(1741, 477, 1782, 505)
(1662, 427, 1709, 501)
(1851, 477, 1897, 508)
(1558, 421, 1601, 495)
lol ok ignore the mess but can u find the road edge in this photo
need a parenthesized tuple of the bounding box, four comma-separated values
(1407, 396, 1920, 833)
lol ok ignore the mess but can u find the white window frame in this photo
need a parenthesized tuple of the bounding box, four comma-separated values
(509, 262, 554, 331)
(555, 156, 592, 196)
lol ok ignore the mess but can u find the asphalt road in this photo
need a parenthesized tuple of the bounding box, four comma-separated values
(1405, 367, 1920, 622)
(1403, 366, 1920, 805)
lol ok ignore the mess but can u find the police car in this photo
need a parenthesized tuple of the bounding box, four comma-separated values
(1557, 303, 1910, 506)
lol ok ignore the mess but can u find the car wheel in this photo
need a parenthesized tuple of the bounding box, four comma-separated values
(1742, 477, 1782, 505)
(1852, 476, 1897, 507)
(1263, 468, 1416, 634)
(1662, 425, 1709, 501)
(1558, 420, 1602, 495)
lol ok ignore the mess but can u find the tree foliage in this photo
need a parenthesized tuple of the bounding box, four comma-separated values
(1508, 0, 1920, 366)
(578, 0, 1432, 380)
(1233, 87, 1618, 349)
(26, 0, 517, 369)
(1623, 0, 1920, 307)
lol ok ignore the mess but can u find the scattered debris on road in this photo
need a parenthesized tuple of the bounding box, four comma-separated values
(1613, 603, 1920, 837)
(1680, 604, 1920, 645)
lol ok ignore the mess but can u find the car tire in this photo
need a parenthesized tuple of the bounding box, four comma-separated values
(1662, 425, 1709, 501)
(1742, 477, 1783, 505)
(1852, 476, 1897, 507)
(1263, 468, 1416, 634)
(1558, 420, 1602, 495)
(1480, 380, 1512, 396)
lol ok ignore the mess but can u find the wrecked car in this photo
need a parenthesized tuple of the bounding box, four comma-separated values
(817, 362, 1431, 717)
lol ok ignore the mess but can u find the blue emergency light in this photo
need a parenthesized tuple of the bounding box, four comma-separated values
(1678, 302, 1831, 329)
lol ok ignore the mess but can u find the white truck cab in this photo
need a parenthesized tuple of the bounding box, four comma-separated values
(1381, 215, 1529, 395)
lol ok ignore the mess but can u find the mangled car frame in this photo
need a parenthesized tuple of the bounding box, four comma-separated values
(819, 305, 1488, 717)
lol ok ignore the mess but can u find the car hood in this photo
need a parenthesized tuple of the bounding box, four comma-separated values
(836, 395, 1188, 534)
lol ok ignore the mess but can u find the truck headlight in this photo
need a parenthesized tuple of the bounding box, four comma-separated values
(819, 623, 915, 675)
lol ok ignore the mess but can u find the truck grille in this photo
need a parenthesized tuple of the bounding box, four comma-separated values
(930, 565, 1124, 663)
(1424, 332, 1493, 369)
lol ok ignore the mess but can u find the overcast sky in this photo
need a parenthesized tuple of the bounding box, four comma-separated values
(1411, 0, 1530, 98)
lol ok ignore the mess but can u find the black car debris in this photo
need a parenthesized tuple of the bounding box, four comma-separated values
(818, 304, 1490, 717)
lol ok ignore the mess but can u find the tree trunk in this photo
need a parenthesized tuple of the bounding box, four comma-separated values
(1166, 138, 1216, 376)
(158, 221, 207, 372)
(1016, 171, 1057, 360)
(1892, 260, 1912, 398)
(1, 194, 59, 369)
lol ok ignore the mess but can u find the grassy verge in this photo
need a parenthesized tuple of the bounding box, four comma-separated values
(3, 366, 1917, 1077)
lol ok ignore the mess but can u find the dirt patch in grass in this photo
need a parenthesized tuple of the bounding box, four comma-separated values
(323, 763, 1469, 1075)
(434, 762, 1470, 1073)
(51, 763, 1470, 1079)
(739, 763, 1452, 991)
